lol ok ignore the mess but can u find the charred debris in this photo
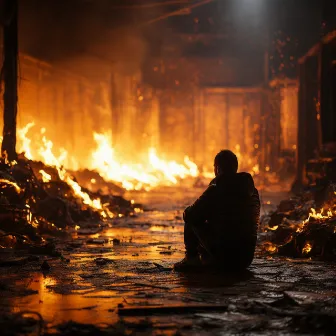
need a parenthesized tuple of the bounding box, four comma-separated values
(0, 156, 140, 254)
(259, 29, 336, 261)
(260, 179, 336, 260)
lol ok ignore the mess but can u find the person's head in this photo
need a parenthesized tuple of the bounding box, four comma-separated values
(214, 150, 238, 176)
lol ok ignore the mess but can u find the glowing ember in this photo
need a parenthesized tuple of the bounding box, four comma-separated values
(39, 170, 51, 183)
(0, 179, 21, 193)
(302, 242, 312, 255)
(264, 243, 277, 253)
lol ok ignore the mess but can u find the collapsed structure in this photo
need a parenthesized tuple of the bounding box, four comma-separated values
(260, 184, 336, 259)
(261, 31, 336, 260)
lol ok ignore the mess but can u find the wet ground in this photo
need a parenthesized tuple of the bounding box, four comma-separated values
(1, 188, 336, 335)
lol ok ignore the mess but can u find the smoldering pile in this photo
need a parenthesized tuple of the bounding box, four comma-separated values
(0, 157, 139, 249)
(259, 182, 336, 260)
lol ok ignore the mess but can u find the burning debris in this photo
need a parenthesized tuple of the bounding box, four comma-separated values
(0, 152, 137, 250)
(259, 182, 336, 259)
(14, 122, 266, 192)
(15, 123, 202, 191)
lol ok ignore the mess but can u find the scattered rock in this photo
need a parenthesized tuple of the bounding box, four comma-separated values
(159, 251, 173, 255)
(77, 228, 101, 235)
(95, 257, 113, 266)
(86, 239, 107, 245)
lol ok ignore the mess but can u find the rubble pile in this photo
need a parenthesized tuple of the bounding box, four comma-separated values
(259, 182, 336, 259)
(0, 157, 137, 248)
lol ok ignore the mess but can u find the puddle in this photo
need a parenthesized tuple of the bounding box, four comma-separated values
(1, 189, 336, 334)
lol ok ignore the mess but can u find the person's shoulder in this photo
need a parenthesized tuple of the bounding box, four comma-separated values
(206, 182, 218, 191)
(237, 172, 253, 179)
(237, 172, 255, 182)
(209, 177, 217, 186)
(236, 172, 256, 190)
(204, 180, 218, 195)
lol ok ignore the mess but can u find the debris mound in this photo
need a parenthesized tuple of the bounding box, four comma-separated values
(259, 181, 336, 259)
(0, 157, 138, 248)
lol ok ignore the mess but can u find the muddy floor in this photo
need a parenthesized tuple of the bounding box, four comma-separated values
(1, 188, 336, 335)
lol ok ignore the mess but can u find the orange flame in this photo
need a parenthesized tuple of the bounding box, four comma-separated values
(90, 132, 199, 190)
(297, 207, 336, 233)
(17, 122, 35, 160)
(16, 125, 112, 218)
(39, 170, 51, 183)
(263, 242, 278, 253)
(302, 242, 312, 255)
(15, 123, 261, 191)
(0, 179, 21, 193)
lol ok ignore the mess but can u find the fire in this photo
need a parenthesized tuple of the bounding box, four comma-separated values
(0, 179, 21, 193)
(63, 173, 106, 216)
(263, 242, 278, 253)
(39, 134, 68, 167)
(252, 164, 260, 176)
(39, 170, 51, 183)
(15, 122, 261, 192)
(297, 207, 336, 233)
(17, 122, 35, 160)
(91, 132, 199, 190)
(17, 125, 111, 218)
(91, 132, 157, 190)
(302, 242, 312, 255)
(148, 148, 198, 183)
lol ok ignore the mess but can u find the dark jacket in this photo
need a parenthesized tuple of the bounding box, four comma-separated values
(184, 172, 260, 257)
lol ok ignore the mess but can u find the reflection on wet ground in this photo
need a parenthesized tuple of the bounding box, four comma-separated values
(2, 189, 336, 335)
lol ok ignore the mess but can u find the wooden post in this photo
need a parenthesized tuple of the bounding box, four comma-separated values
(1, 0, 18, 161)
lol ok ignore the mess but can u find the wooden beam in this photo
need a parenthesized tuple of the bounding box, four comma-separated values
(141, 0, 213, 26)
(298, 30, 336, 65)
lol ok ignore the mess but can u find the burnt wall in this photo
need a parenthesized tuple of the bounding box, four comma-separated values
(196, 88, 263, 171)
(0, 53, 112, 168)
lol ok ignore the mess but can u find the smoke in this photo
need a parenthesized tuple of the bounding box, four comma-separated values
(18, 0, 165, 75)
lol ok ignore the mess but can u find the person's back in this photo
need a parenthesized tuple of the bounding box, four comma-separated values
(205, 172, 260, 268)
(175, 150, 260, 272)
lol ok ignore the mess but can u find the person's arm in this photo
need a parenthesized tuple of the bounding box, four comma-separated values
(183, 184, 217, 224)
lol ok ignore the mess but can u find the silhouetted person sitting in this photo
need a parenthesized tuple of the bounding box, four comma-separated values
(174, 150, 260, 272)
